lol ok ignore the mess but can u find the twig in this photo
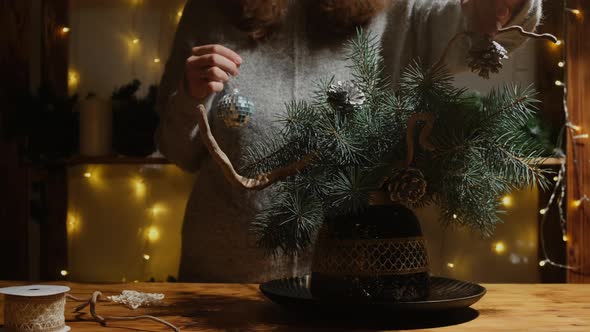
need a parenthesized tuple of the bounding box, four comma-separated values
(195, 104, 313, 190)
(405, 112, 436, 167)
(70, 291, 180, 332)
(498, 25, 558, 43)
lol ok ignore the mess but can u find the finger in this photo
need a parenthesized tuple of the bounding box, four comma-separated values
(188, 54, 239, 76)
(204, 81, 224, 94)
(202, 66, 231, 82)
(192, 44, 242, 65)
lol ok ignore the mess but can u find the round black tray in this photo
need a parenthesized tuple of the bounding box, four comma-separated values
(260, 275, 486, 312)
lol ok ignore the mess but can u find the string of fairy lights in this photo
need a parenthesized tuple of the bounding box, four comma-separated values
(65, 0, 186, 94)
(538, 0, 587, 272)
(58, 0, 187, 280)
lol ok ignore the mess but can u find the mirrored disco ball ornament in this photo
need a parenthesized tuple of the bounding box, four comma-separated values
(216, 88, 255, 128)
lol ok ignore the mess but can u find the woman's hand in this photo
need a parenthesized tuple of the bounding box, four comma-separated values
(185, 44, 242, 100)
(463, 0, 526, 35)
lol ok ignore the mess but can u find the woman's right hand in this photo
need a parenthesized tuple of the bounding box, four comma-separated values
(185, 44, 242, 100)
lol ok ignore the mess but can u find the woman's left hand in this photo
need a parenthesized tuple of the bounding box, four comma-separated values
(463, 0, 526, 35)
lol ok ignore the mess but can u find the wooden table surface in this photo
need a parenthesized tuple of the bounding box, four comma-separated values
(1, 281, 589, 331)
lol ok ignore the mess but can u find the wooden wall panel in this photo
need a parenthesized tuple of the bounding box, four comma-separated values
(566, 0, 590, 283)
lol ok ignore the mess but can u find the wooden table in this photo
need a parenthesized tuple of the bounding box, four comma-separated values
(1, 281, 589, 331)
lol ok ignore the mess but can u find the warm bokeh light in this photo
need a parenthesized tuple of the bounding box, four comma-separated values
(555, 80, 564, 87)
(562, 234, 568, 242)
(539, 260, 547, 267)
(84, 172, 92, 178)
(132, 38, 140, 44)
(539, 208, 547, 215)
(68, 69, 80, 91)
(147, 226, 160, 242)
(153, 58, 161, 63)
(501, 195, 512, 207)
(61, 26, 70, 34)
(150, 203, 167, 217)
(452, 214, 458, 220)
(67, 212, 81, 235)
(558, 61, 565, 68)
(60, 270, 69, 276)
(143, 254, 151, 261)
(447, 262, 455, 269)
(133, 177, 146, 198)
(493, 241, 506, 254)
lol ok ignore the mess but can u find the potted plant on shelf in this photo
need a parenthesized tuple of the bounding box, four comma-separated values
(194, 30, 551, 303)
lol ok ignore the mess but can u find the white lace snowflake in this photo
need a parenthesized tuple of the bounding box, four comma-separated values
(107, 290, 164, 310)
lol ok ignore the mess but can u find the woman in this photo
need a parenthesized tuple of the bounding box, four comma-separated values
(156, 0, 541, 282)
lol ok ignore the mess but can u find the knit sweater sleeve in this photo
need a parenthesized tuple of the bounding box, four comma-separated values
(386, 0, 542, 78)
(155, 0, 215, 173)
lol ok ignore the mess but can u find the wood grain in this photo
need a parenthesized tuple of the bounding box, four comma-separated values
(566, 1, 590, 283)
(1, 281, 589, 331)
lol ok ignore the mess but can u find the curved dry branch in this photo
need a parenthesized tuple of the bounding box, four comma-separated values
(69, 292, 180, 332)
(195, 104, 313, 190)
(498, 26, 558, 43)
(405, 112, 436, 167)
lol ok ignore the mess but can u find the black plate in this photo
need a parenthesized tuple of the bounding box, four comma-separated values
(260, 275, 486, 312)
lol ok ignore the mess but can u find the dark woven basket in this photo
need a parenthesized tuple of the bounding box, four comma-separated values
(310, 204, 430, 302)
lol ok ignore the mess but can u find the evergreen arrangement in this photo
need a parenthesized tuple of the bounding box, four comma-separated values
(240, 31, 549, 254)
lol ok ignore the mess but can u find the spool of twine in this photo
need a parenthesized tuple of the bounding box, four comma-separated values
(0, 285, 70, 332)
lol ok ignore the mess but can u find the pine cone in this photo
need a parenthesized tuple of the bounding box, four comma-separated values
(467, 36, 508, 79)
(387, 168, 427, 205)
(327, 80, 366, 114)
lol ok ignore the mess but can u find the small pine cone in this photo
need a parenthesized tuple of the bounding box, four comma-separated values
(327, 80, 366, 114)
(467, 36, 508, 79)
(387, 168, 427, 205)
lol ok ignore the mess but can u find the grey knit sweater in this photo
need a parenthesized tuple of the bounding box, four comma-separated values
(156, 0, 542, 282)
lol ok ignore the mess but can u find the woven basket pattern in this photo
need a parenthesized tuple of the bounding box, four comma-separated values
(312, 237, 429, 276)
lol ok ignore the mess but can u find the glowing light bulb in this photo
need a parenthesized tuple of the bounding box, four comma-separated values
(132, 38, 140, 44)
(553, 176, 559, 182)
(147, 226, 160, 242)
(84, 172, 92, 178)
(60, 270, 69, 276)
(143, 254, 151, 261)
(133, 178, 146, 198)
(61, 27, 70, 34)
(68, 69, 80, 90)
(562, 235, 568, 242)
(555, 80, 564, 87)
(555, 40, 563, 46)
(493, 241, 506, 254)
(452, 214, 458, 220)
(447, 262, 455, 269)
(153, 58, 161, 63)
(501, 195, 512, 207)
(558, 61, 565, 68)
(539, 260, 547, 267)
(539, 208, 547, 215)
(570, 9, 581, 16)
